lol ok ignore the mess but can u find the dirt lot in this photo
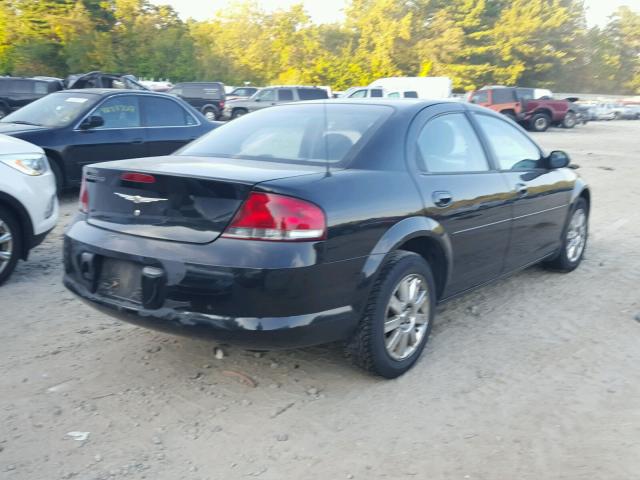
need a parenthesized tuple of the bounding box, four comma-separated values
(1, 121, 639, 480)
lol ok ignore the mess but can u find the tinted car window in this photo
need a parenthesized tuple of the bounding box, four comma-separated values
(1, 92, 97, 128)
(471, 91, 488, 104)
(33, 81, 49, 95)
(94, 96, 141, 129)
(491, 89, 515, 104)
(12, 80, 32, 94)
(516, 88, 535, 102)
(231, 88, 256, 97)
(298, 88, 328, 100)
(142, 96, 196, 127)
(370, 89, 384, 98)
(255, 89, 275, 102)
(278, 89, 294, 101)
(180, 104, 391, 164)
(404, 91, 418, 98)
(417, 113, 489, 173)
(474, 114, 541, 170)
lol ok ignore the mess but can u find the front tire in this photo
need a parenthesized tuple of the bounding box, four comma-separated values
(543, 198, 588, 272)
(529, 113, 551, 132)
(0, 206, 21, 286)
(231, 108, 248, 120)
(347, 251, 436, 378)
(47, 156, 64, 194)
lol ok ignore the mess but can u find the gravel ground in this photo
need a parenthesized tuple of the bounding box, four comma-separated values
(1, 121, 639, 480)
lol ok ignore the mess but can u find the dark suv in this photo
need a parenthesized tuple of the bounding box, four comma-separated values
(0, 77, 63, 119)
(168, 82, 226, 121)
(222, 86, 328, 120)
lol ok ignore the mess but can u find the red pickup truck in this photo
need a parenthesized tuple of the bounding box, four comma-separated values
(468, 87, 574, 132)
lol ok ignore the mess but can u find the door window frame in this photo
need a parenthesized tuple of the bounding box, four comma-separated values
(405, 103, 499, 176)
(140, 95, 200, 128)
(469, 112, 546, 172)
(74, 93, 200, 130)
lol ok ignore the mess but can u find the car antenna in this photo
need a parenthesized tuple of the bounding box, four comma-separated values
(323, 100, 331, 177)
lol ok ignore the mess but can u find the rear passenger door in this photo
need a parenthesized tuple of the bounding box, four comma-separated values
(408, 103, 515, 296)
(140, 95, 202, 156)
(472, 113, 573, 270)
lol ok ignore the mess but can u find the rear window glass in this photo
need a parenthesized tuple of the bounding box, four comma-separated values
(179, 104, 391, 164)
(298, 88, 328, 100)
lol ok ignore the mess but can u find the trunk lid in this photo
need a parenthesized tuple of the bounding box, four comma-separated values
(84, 156, 323, 244)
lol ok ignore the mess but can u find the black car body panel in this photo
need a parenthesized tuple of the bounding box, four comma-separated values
(63, 100, 590, 348)
(0, 89, 216, 187)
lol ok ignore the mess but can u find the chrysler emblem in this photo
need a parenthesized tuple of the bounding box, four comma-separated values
(114, 192, 168, 204)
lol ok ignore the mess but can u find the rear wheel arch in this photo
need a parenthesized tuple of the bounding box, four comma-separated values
(366, 217, 453, 301)
(396, 236, 448, 300)
(0, 192, 33, 259)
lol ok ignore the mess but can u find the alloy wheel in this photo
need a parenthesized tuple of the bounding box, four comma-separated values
(384, 274, 430, 361)
(0, 219, 13, 275)
(566, 209, 587, 262)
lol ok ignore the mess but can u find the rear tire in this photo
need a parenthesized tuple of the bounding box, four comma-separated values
(529, 113, 551, 132)
(563, 111, 577, 129)
(347, 251, 436, 378)
(0, 206, 22, 286)
(203, 107, 218, 122)
(543, 198, 588, 272)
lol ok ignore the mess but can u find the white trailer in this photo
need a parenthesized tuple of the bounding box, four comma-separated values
(368, 77, 453, 99)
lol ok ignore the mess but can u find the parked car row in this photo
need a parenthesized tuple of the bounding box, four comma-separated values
(0, 89, 217, 190)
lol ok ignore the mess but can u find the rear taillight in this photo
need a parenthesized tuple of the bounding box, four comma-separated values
(222, 192, 326, 241)
(121, 172, 156, 183)
(79, 174, 89, 213)
(219, 100, 225, 109)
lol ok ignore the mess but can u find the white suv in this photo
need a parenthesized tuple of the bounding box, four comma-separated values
(0, 134, 58, 284)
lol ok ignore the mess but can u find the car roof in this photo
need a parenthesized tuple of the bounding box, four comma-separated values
(58, 88, 176, 97)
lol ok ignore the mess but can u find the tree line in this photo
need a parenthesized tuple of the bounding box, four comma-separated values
(1, 0, 639, 94)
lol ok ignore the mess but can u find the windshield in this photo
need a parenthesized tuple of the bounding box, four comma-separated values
(1, 92, 97, 128)
(179, 103, 392, 165)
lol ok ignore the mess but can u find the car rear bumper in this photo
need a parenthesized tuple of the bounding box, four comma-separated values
(63, 220, 365, 349)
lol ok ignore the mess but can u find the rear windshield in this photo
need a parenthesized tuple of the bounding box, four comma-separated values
(1, 92, 97, 128)
(178, 103, 392, 165)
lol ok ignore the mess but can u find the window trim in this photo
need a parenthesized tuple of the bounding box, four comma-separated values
(414, 111, 493, 175)
(470, 112, 545, 172)
(74, 93, 201, 131)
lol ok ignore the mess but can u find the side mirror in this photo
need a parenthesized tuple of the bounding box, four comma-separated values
(80, 115, 104, 130)
(546, 150, 570, 169)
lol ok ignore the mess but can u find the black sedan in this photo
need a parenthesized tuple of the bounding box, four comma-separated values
(63, 100, 590, 378)
(0, 89, 217, 190)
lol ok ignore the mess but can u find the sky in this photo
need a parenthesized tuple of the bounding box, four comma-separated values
(151, 0, 640, 27)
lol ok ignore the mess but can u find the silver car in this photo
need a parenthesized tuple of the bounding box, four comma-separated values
(221, 86, 328, 120)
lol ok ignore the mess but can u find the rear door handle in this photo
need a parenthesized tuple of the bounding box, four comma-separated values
(432, 191, 453, 208)
(515, 183, 528, 196)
